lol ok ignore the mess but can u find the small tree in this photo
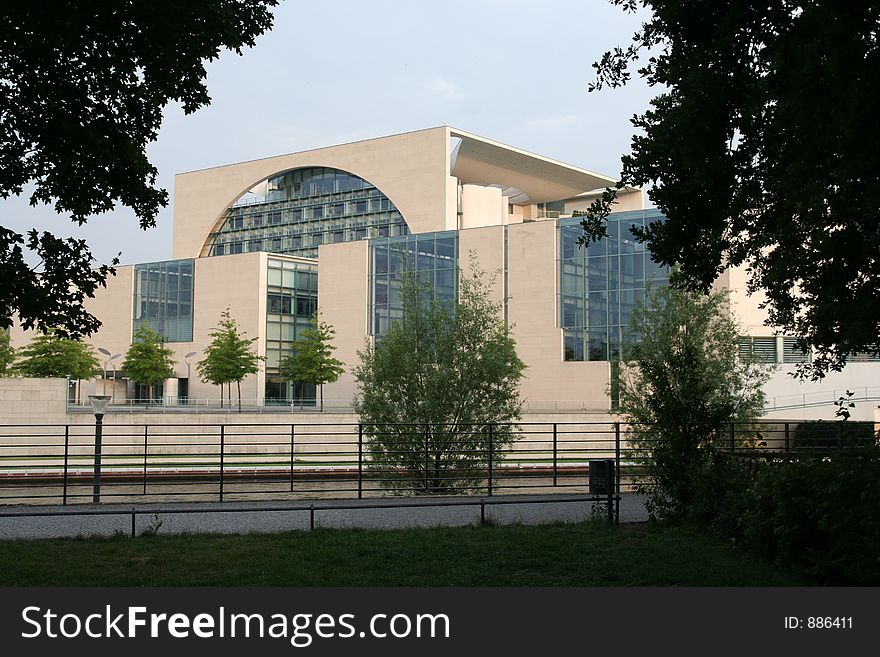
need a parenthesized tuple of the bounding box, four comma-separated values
(279, 314, 344, 412)
(122, 325, 176, 403)
(13, 330, 100, 379)
(354, 259, 525, 494)
(197, 307, 263, 411)
(0, 331, 15, 376)
(620, 281, 771, 522)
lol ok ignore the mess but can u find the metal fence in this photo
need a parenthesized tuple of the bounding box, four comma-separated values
(0, 419, 868, 513)
(0, 422, 637, 507)
(65, 398, 614, 414)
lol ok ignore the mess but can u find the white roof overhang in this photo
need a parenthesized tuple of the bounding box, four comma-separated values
(449, 128, 618, 204)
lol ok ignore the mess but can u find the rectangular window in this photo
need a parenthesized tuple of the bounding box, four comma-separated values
(557, 211, 668, 362)
(368, 231, 458, 336)
(133, 259, 195, 343)
(782, 337, 811, 363)
(739, 337, 778, 363)
(564, 330, 584, 361)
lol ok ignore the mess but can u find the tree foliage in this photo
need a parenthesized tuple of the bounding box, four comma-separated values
(122, 324, 175, 400)
(619, 282, 770, 522)
(354, 260, 525, 494)
(279, 314, 344, 411)
(0, 331, 14, 376)
(197, 307, 263, 410)
(585, 1, 880, 376)
(13, 330, 100, 379)
(0, 1, 277, 337)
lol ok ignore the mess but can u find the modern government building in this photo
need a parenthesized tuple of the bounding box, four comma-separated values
(10, 126, 878, 416)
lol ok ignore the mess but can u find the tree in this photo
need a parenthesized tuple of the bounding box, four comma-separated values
(122, 324, 176, 403)
(619, 281, 770, 522)
(0, 2, 278, 337)
(353, 260, 525, 494)
(13, 330, 100, 380)
(197, 307, 263, 411)
(0, 331, 14, 376)
(584, 1, 880, 377)
(279, 314, 344, 412)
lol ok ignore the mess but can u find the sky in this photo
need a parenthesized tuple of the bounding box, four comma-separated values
(2, 0, 656, 267)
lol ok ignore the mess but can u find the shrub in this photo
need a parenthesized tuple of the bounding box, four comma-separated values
(793, 420, 876, 450)
(740, 448, 880, 584)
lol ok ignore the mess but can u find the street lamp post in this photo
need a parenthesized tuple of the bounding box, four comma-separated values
(88, 395, 111, 504)
(98, 348, 122, 402)
(184, 351, 198, 405)
(108, 353, 121, 403)
(97, 348, 111, 396)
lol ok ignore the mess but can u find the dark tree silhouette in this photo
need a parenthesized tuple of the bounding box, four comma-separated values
(0, 1, 277, 336)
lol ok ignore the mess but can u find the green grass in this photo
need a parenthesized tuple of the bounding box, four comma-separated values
(0, 521, 804, 586)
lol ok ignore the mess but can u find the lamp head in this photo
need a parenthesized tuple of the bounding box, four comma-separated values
(88, 395, 111, 418)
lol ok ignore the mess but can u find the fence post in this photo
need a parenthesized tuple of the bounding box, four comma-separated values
(729, 422, 736, 451)
(424, 423, 429, 493)
(552, 423, 558, 486)
(606, 458, 615, 525)
(614, 422, 621, 524)
(358, 423, 363, 500)
(142, 425, 149, 496)
(784, 422, 790, 454)
(487, 423, 494, 497)
(62, 425, 69, 506)
(290, 424, 296, 493)
(219, 425, 225, 502)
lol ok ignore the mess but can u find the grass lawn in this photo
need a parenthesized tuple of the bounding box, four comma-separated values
(0, 521, 804, 586)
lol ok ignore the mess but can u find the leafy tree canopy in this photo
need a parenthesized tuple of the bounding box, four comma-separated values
(122, 324, 176, 389)
(279, 314, 344, 410)
(0, 1, 277, 337)
(0, 331, 14, 376)
(585, 1, 880, 377)
(354, 259, 525, 493)
(13, 330, 101, 380)
(619, 281, 771, 521)
(197, 307, 263, 407)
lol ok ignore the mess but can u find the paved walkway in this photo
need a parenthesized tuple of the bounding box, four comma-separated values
(0, 493, 649, 540)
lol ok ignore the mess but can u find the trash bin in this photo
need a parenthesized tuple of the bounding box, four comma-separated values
(589, 459, 613, 495)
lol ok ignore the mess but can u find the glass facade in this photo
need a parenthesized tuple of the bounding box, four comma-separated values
(265, 258, 319, 403)
(207, 167, 409, 259)
(369, 231, 458, 337)
(558, 210, 669, 361)
(133, 259, 194, 342)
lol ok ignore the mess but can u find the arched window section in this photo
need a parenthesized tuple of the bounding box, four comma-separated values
(206, 167, 409, 259)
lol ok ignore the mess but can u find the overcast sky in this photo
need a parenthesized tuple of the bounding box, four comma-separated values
(2, 0, 655, 266)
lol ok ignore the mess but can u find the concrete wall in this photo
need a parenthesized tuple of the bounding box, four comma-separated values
(507, 220, 610, 409)
(460, 184, 505, 229)
(0, 378, 70, 422)
(8, 251, 282, 405)
(564, 189, 645, 214)
(174, 127, 452, 259)
(458, 224, 506, 308)
(762, 364, 880, 421)
(318, 240, 370, 405)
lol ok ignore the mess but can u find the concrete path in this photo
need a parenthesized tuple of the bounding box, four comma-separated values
(0, 493, 649, 540)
